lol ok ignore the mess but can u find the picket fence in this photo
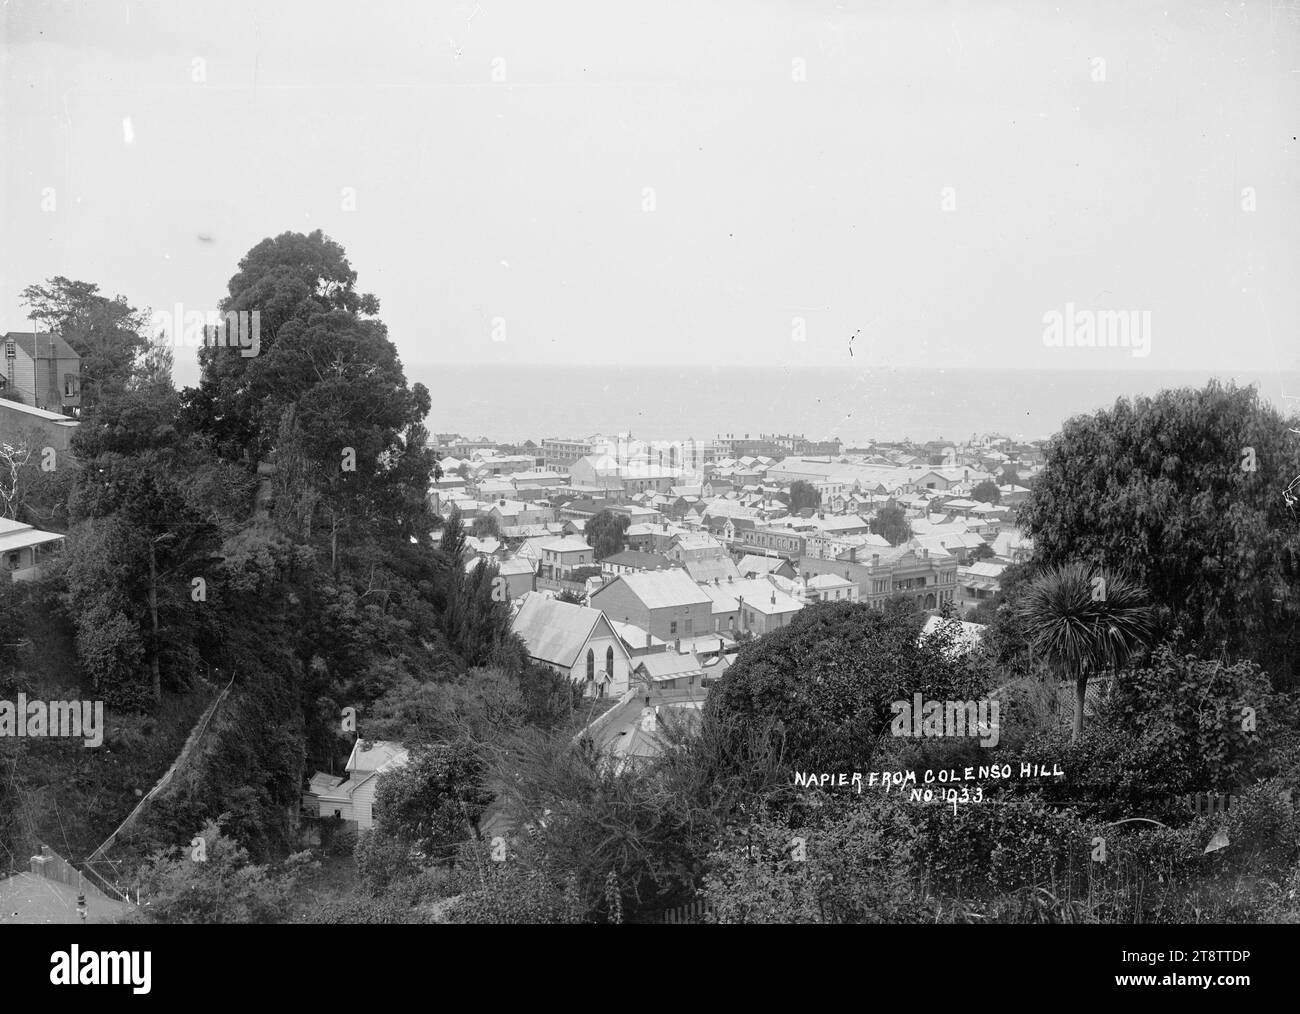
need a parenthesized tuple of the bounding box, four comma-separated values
(659, 897, 712, 924)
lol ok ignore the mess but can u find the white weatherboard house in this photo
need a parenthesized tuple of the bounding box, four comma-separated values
(0, 516, 66, 582)
(304, 739, 409, 830)
(511, 591, 633, 697)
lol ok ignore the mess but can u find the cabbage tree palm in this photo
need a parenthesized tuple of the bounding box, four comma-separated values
(1020, 562, 1156, 741)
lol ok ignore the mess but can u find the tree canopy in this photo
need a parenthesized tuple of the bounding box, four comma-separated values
(1019, 381, 1300, 686)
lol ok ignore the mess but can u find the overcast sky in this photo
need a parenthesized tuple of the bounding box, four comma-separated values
(3, 0, 1298, 390)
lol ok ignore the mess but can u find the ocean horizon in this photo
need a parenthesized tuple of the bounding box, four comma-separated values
(412, 364, 1300, 446)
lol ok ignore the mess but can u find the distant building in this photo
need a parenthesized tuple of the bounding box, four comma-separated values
(304, 740, 410, 830)
(806, 573, 859, 603)
(0, 397, 79, 452)
(511, 591, 633, 697)
(543, 436, 599, 472)
(0, 517, 66, 582)
(799, 544, 958, 611)
(589, 570, 713, 642)
(956, 560, 1007, 612)
(601, 549, 681, 578)
(698, 576, 803, 636)
(537, 535, 594, 579)
(2, 331, 81, 414)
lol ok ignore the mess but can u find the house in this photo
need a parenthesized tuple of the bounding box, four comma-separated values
(601, 549, 680, 578)
(624, 522, 658, 552)
(568, 453, 623, 485)
(475, 477, 516, 500)
(610, 503, 664, 526)
(633, 650, 708, 691)
(511, 591, 633, 696)
(588, 570, 713, 642)
(0, 396, 80, 453)
(554, 497, 615, 521)
(304, 740, 410, 829)
(464, 535, 503, 559)
(609, 619, 669, 658)
(645, 522, 694, 554)
(799, 545, 958, 611)
(2, 331, 81, 413)
(510, 470, 569, 489)
(483, 555, 536, 600)
(699, 576, 803, 636)
(666, 532, 725, 564)
(0, 517, 66, 581)
(538, 535, 594, 579)
(805, 573, 858, 603)
(957, 560, 1007, 612)
(735, 554, 797, 580)
(991, 530, 1033, 563)
(487, 497, 554, 528)
(808, 513, 872, 536)
(682, 556, 741, 584)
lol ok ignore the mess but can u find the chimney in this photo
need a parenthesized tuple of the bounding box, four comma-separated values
(674, 638, 681, 653)
(30, 844, 52, 876)
(849, 547, 857, 563)
(718, 637, 724, 654)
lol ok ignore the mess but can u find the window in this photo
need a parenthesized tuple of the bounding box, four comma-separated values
(606, 646, 614, 676)
(670, 621, 678, 635)
(586, 649, 595, 681)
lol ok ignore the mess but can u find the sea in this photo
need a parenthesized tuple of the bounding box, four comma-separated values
(409, 364, 1299, 446)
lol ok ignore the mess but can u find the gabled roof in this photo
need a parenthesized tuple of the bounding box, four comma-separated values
(700, 578, 803, 616)
(683, 557, 741, 583)
(635, 651, 705, 681)
(735, 554, 789, 577)
(3, 331, 80, 360)
(610, 619, 666, 651)
(0, 518, 65, 554)
(347, 739, 409, 776)
(0, 398, 80, 426)
(538, 535, 591, 553)
(592, 569, 711, 610)
(511, 591, 611, 668)
(671, 533, 721, 551)
(807, 573, 854, 589)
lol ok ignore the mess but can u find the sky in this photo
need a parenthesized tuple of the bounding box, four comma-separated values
(2, 0, 1298, 393)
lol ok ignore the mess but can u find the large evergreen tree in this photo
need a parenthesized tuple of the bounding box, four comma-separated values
(1020, 381, 1300, 686)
